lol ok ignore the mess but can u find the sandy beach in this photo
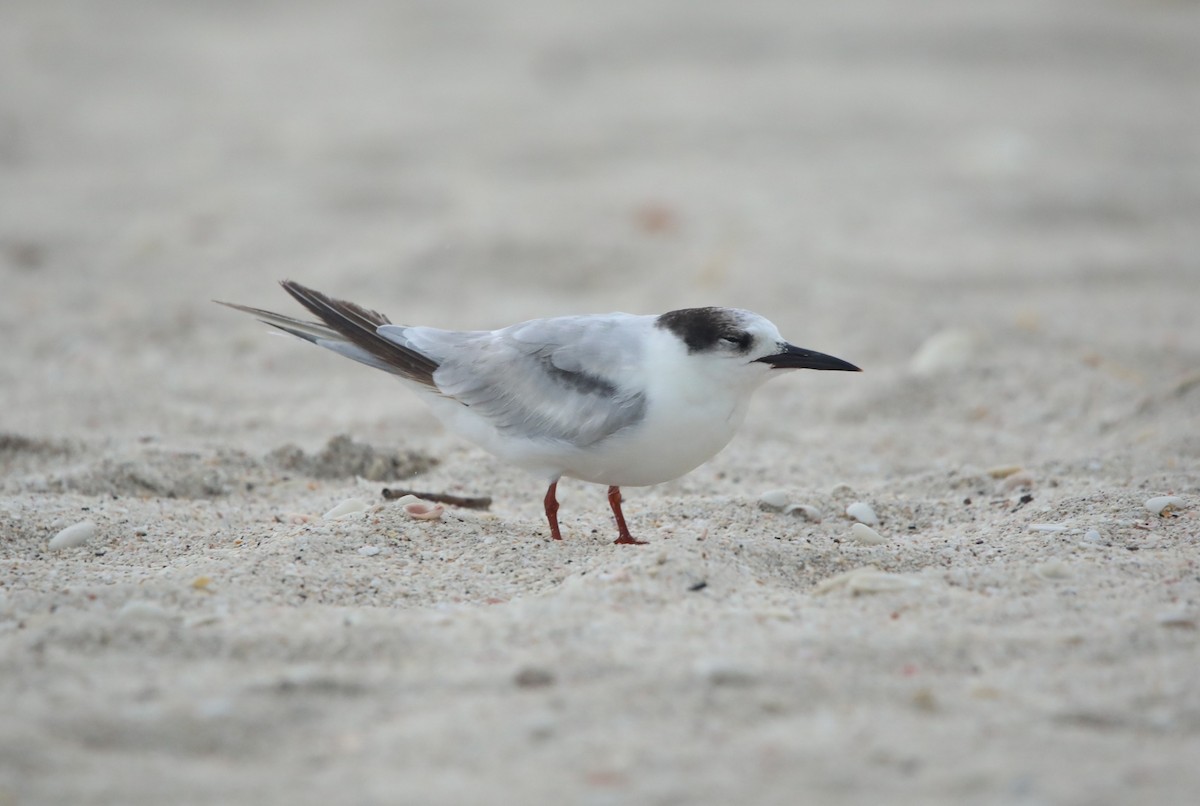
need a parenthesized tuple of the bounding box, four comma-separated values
(2, 0, 1198, 803)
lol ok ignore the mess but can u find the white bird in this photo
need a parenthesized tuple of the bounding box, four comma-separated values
(220, 281, 860, 544)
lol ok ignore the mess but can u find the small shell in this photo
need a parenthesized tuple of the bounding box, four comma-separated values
(48, 520, 96, 551)
(845, 502, 879, 527)
(1028, 523, 1068, 533)
(1144, 496, 1184, 516)
(404, 501, 444, 521)
(849, 523, 886, 545)
(758, 490, 791, 511)
(323, 497, 369, 520)
(784, 504, 821, 522)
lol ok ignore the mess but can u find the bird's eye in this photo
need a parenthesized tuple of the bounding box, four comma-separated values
(720, 332, 753, 351)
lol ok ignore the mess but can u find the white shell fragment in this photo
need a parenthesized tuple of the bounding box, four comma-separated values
(814, 566, 921, 596)
(403, 501, 444, 521)
(358, 545, 381, 557)
(845, 502, 879, 526)
(1144, 496, 1184, 516)
(909, 328, 977, 375)
(784, 504, 821, 522)
(323, 498, 370, 520)
(758, 490, 791, 511)
(849, 523, 886, 545)
(48, 520, 96, 551)
(1028, 524, 1068, 533)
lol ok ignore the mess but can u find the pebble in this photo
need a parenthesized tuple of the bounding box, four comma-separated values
(758, 490, 791, 511)
(1002, 471, 1035, 491)
(845, 502, 879, 526)
(48, 520, 96, 551)
(1155, 610, 1196, 629)
(514, 666, 555, 688)
(784, 504, 821, 522)
(849, 523, 886, 545)
(358, 545, 381, 557)
(987, 465, 1024, 479)
(323, 498, 370, 520)
(1144, 496, 1184, 516)
(1082, 529, 1103, 543)
(1028, 524, 1068, 533)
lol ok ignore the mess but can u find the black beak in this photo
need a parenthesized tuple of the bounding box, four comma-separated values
(755, 343, 862, 372)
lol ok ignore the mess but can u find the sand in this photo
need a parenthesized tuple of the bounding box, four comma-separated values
(2, 0, 1198, 803)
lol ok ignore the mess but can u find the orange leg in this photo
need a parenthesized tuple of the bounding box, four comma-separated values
(543, 481, 562, 541)
(609, 486, 647, 545)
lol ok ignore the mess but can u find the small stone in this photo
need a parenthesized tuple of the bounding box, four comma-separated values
(987, 465, 1024, 479)
(1144, 496, 1184, 516)
(514, 666, 555, 688)
(845, 502, 879, 526)
(849, 523, 886, 545)
(48, 520, 96, 551)
(1155, 610, 1196, 629)
(1083, 529, 1103, 543)
(1028, 524, 1068, 533)
(323, 498, 369, 520)
(358, 545, 381, 557)
(1002, 471, 1035, 492)
(758, 490, 791, 511)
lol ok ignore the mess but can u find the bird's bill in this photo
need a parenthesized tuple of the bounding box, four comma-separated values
(755, 343, 862, 372)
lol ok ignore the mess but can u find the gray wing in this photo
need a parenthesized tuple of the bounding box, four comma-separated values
(378, 315, 649, 447)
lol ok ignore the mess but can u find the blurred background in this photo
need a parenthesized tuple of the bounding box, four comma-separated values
(1, 0, 1196, 467)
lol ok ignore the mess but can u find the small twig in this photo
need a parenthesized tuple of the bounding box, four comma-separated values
(381, 487, 492, 510)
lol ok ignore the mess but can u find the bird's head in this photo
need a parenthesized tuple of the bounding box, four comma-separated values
(655, 307, 861, 386)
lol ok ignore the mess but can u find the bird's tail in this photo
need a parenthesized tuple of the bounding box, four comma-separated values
(216, 281, 439, 388)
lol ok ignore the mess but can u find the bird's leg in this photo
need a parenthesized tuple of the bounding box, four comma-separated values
(544, 481, 563, 541)
(608, 486, 647, 545)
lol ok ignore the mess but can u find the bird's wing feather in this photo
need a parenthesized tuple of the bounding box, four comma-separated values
(378, 315, 649, 447)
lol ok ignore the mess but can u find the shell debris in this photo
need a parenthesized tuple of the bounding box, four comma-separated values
(758, 490, 791, 511)
(784, 504, 821, 522)
(845, 502, 879, 526)
(48, 520, 96, 551)
(849, 523, 886, 545)
(323, 498, 370, 520)
(404, 501, 445, 521)
(1144, 496, 1184, 517)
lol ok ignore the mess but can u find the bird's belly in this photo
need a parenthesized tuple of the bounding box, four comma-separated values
(558, 399, 747, 487)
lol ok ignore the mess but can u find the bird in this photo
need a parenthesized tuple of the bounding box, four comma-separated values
(219, 281, 860, 544)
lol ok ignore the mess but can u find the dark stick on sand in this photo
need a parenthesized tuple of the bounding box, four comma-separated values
(381, 487, 493, 510)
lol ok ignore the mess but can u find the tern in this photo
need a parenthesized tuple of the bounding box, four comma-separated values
(221, 281, 860, 544)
